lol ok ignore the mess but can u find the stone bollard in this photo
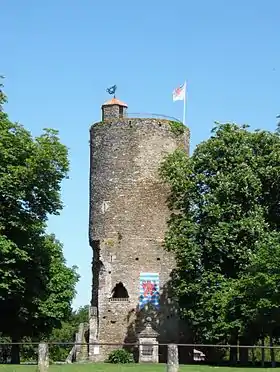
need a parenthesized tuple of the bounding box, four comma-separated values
(37, 342, 49, 372)
(167, 344, 179, 372)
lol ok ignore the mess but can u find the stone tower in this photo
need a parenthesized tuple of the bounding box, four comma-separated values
(88, 97, 190, 361)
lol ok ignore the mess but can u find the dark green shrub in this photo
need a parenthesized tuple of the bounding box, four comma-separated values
(107, 348, 134, 364)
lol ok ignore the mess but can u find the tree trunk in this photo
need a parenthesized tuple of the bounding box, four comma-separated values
(11, 338, 20, 364)
(261, 336, 265, 367)
(251, 347, 255, 366)
(239, 336, 249, 364)
(270, 335, 275, 368)
(229, 334, 238, 365)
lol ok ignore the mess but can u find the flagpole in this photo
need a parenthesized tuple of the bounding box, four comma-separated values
(183, 81, 188, 153)
(183, 81, 186, 126)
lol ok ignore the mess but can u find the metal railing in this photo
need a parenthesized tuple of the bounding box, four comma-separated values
(1, 341, 280, 367)
(125, 112, 182, 123)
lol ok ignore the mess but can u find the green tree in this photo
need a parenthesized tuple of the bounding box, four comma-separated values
(0, 78, 79, 363)
(48, 305, 89, 362)
(227, 232, 280, 364)
(0, 75, 7, 111)
(160, 122, 280, 362)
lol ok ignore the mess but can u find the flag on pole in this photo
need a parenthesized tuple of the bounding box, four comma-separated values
(172, 82, 186, 101)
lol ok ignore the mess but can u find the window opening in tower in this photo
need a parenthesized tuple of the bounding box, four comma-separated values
(111, 282, 129, 299)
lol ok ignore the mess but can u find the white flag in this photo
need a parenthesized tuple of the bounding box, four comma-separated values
(172, 82, 186, 101)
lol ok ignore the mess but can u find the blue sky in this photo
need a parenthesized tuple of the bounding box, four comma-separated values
(2, 0, 280, 309)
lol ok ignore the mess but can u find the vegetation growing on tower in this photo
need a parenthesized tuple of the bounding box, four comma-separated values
(168, 120, 185, 136)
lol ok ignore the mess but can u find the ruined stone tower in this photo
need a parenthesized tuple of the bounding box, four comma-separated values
(88, 97, 190, 361)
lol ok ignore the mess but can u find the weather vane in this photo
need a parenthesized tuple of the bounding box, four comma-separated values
(106, 85, 117, 98)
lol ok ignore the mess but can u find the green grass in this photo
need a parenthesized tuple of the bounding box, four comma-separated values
(1, 365, 280, 372)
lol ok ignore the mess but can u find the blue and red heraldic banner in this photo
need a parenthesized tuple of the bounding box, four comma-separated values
(139, 272, 160, 309)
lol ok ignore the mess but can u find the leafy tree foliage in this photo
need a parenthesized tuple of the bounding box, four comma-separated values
(0, 78, 79, 363)
(160, 122, 280, 361)
(0, 305, 89, 363)
(48, 305, 89, 362)
(0, 76, 7, 111)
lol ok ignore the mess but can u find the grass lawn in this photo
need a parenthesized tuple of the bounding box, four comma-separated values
(1, 365, 280, 372)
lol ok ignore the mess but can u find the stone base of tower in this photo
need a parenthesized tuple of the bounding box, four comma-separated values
(88, 301, 135, 362)
(87, 300, 189, 363)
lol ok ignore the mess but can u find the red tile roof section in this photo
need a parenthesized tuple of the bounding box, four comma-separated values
(102, 97, 128, 107)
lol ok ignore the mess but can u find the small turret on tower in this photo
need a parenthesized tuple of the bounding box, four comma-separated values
(101, 97, 128, 121)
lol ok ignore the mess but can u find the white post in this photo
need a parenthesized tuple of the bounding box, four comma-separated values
(167, 344, 179, 372)
(182, 81, 188, 152)
(37, 342, 49, 372)
(183, 81, 186, 126)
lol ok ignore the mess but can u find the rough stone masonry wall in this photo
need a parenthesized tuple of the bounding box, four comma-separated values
(89, 118, 190, 361)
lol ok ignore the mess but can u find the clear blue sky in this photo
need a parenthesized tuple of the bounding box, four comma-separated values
(2, 0, 280, 309)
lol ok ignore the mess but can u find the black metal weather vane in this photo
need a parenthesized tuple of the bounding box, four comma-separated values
(106, 85, 117, 98)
